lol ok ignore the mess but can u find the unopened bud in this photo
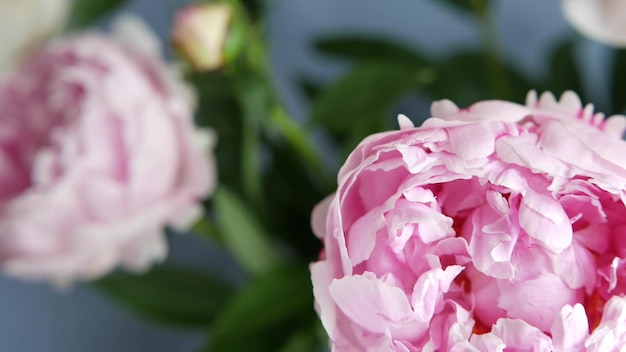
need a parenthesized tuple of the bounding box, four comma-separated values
(172, 3, 235, 71)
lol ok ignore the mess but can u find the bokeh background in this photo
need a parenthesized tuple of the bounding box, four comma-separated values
(0, 0, 600, 350)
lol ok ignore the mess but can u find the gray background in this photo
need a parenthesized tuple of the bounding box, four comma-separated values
(0, 0, 589, 350)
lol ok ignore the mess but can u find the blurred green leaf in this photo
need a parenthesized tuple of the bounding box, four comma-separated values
(310, 62, 431, 154)
(67, 0, 130, 29)
(277, 329, 317, 352)
(315, 36, 426, 66)
(191, 216, 221, 240)
(203, 332, 288, 352)
(427, 53, 490, 105)
(436, 0, 476, 12)
(95, 265, 234, 327)
(236, 75, 272, 204)
(203, 326, 320, 352)
(238, 0, 264, 22)
(426, 52, 532, 106)
(545, 39, 582, 99)
(209, 264, 314, 342)
(261, 140, 327, 259)
(190, 72, 243, 192)
(311, 62, 429, 130)
(213, 187, 281, 276)
(611, 49, 626, 114)
(269, 106, 327, 183)
(298, 77, 324, 102)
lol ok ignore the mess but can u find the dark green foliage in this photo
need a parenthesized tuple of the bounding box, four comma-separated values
(309, 62, 430, 155)
(95, 265, 234, 327)
(545, 39, 583, 101)
(611, 49, 626, 114)
(315, 36, 426, 66)
(67, 0, 130, 29)
(190, 72, 244, 191)
(204, 264, 316, 351)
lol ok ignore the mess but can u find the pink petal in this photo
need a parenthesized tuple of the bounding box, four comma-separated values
(498, 272, 584, 332)
(329, 272, 427, 338)
(585, 296, 626, 351)
(447, 123, 497, 160)
(551, 303, 589, 351)
(410, 266, 464, 322)
(518, 189, 572, 251)
(311, 194, 334, 239)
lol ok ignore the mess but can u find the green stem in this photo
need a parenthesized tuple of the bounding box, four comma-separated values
(269, 105, 329, 183)
(236, 76, 267, 207)
(472, 0, 511, 99)
(241, 117, 263, 203)
(228, 6, 330, 195)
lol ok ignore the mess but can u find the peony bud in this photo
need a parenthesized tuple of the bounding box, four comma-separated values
(172, 3, 235, 71)
(562, 0, 626, 47)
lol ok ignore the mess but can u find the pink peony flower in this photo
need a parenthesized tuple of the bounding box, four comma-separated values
(0, 17, 215, 284)
(311, 90, 626, 350)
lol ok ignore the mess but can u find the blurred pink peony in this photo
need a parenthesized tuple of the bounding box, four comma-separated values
(0, 16, 215, 284)
(562, 0, 626, 47)
(311, 90, 626, 350)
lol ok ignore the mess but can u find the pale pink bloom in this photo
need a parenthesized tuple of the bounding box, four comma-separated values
(311, 90, 626, 350)
(0, 17, 215, 284)
(562, 0, 626, 47)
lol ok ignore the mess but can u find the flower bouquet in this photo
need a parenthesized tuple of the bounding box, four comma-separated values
(1, 0, 626, 351)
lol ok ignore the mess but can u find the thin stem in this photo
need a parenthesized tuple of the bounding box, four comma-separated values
(236, 76, 266, 207)
(269, 105, 330, 185)
(228, 5, 330, 195)
(472, 0, 511, 99)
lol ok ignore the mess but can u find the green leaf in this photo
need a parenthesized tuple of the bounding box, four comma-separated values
(189, 72, 243, 192)
(269, 106, 328, 184)
(209, 264, 314, 342)
(203, 325, 320, 352)
(191, 216, 221, 240)
(235, 75, 272, 205)
(213, 187, 281, 276)
(545, 39, 582, 99)
(315, 36, 426, 66)
(611, 49, 626, 114)
(67, 0, 130, 29)
(426, 52, 532, 106)
(277, 330, 317, 352)
(311, 62, 430, 130)
(203, 331, 287, 352)
(310, 62, 432, 154)
(436, 0, 490, 12)
(297, 77, 324, 102)
(260, 140, 328, 260)
(239, 0, 264, 22)
(95, 265, 234, 327)
(426, 53, 490, 106)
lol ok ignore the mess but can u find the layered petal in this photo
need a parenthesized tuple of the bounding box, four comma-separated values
(311, 90, 626, 350)
(0, 18, 215, 283)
